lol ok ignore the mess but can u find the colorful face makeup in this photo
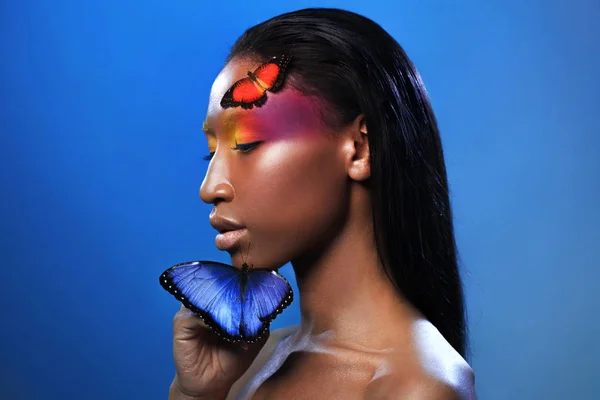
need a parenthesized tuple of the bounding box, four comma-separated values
(203, 89, 325, 160)
(200, 57, 348, 273)
(203, 55, 300, 159)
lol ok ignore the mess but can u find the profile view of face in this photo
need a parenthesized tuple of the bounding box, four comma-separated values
(200, 57, 350, 270)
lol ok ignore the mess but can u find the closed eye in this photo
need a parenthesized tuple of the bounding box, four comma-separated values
(231, 141, 263, 153)
(202, 141, 263, 161)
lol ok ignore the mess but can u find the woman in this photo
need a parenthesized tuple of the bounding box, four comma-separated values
(169, 7, 476, 400)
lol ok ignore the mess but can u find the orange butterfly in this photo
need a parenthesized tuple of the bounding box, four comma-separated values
(220, 54, 292, 110)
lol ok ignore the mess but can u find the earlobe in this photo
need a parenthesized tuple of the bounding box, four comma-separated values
(347, 116, 370, 182)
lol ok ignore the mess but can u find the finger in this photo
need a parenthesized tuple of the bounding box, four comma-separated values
(173, 305, 209, 335)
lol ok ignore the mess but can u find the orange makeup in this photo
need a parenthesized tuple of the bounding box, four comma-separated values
(203, 89, 324, 154)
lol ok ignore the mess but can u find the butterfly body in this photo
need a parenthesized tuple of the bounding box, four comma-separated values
(246, 71, 265, 86)
(220, 54, 292, 110)
(160, 260, 293, 343)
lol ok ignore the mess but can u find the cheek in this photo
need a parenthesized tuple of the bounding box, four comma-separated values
(239, 140, 348, 245)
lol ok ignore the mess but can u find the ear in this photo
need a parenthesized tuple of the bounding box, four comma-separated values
(344, 114, 370, 182)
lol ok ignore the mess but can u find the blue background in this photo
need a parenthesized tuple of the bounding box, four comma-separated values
(1, 1, 598, 399)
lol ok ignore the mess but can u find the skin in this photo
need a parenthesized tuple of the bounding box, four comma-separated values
(170, 57, 466, 400)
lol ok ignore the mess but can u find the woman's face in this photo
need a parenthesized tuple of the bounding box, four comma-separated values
(200, 57, 350, 270)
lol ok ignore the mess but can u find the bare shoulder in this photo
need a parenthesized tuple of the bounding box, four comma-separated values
(226, 326, 298, 400)
(366, 319, 476, 400)
(410, 319, 476, 399)
(366, 373, 465, 400)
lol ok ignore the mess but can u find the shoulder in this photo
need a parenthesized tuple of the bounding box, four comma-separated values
(263, 325, 299, 353)
(366, 374, 465, 400)
(366, 319, 476, 400)
(411, 319, 476, 398)
(227, 325, 298, 400)
(234, 325, 298, 379)
(260, 325, 298, 350)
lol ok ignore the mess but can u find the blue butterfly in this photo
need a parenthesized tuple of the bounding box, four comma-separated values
(159, 261, 293, 343)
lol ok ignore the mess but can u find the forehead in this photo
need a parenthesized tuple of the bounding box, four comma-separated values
(207, 57, 258, 113)
(204, 57, 323, 132)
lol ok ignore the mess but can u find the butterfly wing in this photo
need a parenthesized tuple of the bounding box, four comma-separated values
(220, 54, 292, 110)
(227, 78, 268, 109)
(160, 261, 244, 342)
(240, 269, 294, 341)
(254, 54, 291, 94)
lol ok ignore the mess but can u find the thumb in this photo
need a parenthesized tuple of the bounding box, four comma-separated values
(173, 305, 211, 340)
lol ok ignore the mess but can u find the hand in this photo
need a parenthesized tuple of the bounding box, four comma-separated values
(169, 305, 268, 400)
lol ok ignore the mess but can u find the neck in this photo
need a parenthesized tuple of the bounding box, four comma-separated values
(291, 194, 421, 349)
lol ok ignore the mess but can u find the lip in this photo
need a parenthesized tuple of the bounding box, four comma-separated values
(215, 228, 246, 250)
(209, 214, 246, 250)
(209, 215, 245, 234)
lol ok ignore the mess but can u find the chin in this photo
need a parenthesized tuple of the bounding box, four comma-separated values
(225, 234, 299, 270)
(229, 251, 287, 271)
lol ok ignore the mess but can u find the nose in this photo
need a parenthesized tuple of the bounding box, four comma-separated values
(199, 156, 235, 205)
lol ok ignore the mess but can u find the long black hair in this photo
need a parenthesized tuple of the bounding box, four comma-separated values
(226, 8, 468, 358)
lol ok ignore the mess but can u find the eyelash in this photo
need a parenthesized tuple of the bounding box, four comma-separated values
(202, 141, 263, 161)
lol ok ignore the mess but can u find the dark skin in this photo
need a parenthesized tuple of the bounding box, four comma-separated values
(169, 57, 463, 400)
